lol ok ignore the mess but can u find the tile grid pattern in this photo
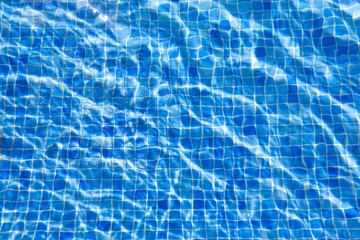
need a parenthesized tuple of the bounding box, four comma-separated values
(0, 0, 359, 239)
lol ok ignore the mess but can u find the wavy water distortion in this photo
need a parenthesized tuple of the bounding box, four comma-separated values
(0, 0, 360, 239)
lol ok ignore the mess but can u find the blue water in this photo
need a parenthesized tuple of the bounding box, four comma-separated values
(1, 0, 360, 239)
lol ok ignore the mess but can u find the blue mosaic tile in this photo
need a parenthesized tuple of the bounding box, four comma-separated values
(0, 0, 360, 239)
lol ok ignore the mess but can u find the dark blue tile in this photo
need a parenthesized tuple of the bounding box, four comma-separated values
(97, 221, 111, 232)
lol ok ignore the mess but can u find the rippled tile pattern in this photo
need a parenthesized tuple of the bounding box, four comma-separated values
(0, 0, 360, 239)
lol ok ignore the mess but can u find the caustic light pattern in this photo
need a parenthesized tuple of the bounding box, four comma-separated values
(0, 0, 360, 239)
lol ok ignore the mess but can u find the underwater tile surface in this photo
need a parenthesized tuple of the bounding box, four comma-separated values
(0, 0, 360, 239)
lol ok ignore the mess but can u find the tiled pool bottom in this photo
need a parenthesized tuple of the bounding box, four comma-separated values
(1, 0, 360, 239)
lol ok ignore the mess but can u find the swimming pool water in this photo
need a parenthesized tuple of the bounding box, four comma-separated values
(0, 0, 360, 239)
